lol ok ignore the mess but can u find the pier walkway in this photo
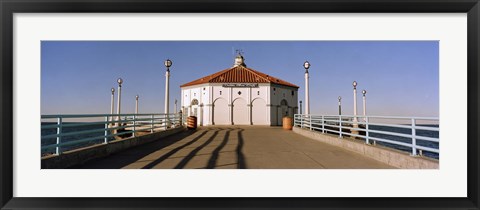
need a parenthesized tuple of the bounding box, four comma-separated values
(72, 126, 393, 169)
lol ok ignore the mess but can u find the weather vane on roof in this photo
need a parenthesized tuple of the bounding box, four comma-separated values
(235, 49, 244, 56)
(233, 49, 246, 67)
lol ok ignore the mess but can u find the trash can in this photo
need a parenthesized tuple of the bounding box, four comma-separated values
(282, 116, 293, 130)
(187, 116, 197, 130)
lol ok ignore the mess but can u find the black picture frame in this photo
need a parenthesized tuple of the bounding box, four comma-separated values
(1, 0, 479, 209)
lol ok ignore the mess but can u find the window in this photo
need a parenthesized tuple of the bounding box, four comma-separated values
(292, 91, 294, 95)
(191, 99, 199, 105)
(220, 91, 222, 95)
(257, 91, 260, 95)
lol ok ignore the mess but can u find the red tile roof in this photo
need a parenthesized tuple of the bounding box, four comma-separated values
(180, 65, 299, 88)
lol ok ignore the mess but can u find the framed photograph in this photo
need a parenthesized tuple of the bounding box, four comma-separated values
(1, 0, 479, 209)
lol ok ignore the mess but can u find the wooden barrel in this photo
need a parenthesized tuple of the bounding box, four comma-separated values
(187, 116, 197, 130)
(282, 116, 293, 130)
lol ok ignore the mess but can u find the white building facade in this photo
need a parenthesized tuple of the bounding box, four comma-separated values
(180, 55, 299, 126)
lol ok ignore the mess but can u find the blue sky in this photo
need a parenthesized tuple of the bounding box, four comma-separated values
(41, 41, 439, 117)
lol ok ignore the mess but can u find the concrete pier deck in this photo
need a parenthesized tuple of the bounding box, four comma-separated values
(72, 126, 394, 169)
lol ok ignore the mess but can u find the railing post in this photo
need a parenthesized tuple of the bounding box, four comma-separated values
(179, 111, 183, 127)
(174, 113, 177, 127)
(173, 113, 176, 127)
(179, 113, 182, 126)
(164, 114, 167, 130)
(151, 114, 154, 133)
(309, 115, 312, 131)
(133, 114, 137, 137)
(339, 115, 342, 138)
(104, 116, 109, 144)
(299, 115, 303, 128)
(56, 117, 62, 155)
(365, 116, 370, 144)
(322, 115, 325, 133)
(411, 118, 417, 156)
(183, 112, 186, 126)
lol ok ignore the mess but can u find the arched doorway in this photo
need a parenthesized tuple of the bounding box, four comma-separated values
(277, 99, 288, 125)
(233, 98, 249, 125)
(252, 98, 268, 125)
(213, 98, 229, 125)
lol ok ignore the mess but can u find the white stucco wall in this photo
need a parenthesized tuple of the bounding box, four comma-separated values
(268, 85, 298, 125)
(252, 97, 268, 124)
(213, 97, 229, 125)
(181, 83, 297, 126)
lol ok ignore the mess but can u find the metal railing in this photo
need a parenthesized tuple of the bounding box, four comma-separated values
(294, 114, 439, 158)
(41, 113, 182, 156)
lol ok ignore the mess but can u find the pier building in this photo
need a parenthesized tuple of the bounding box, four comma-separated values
(180, 54, 299, 126)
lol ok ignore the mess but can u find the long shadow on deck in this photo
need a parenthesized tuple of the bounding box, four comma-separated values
(71, 127, 248, 169)
(204, 129, 232, 169)
(173, 129, 222, 169)
(236, 129, 246, 169)
(70, 129, 208, 169)
(141, 130, 210, 169)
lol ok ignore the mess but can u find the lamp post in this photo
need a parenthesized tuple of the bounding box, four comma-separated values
(164, 59, 172, 126)
(174, 99, 178, 114)
(116, 78, 123, 126)
(110, 88, 115, 122)
(303, 61, 310, 115)
(352, 81, 358, 135)
(362, 90, 367, 120)
(338, 96, 342, 115)
(299, 100, 303, 115)
(135, 95, 139, 114)
(174, 99, 178, 126)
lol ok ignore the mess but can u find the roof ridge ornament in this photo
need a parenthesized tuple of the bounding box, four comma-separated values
(233, 50, 247, 67)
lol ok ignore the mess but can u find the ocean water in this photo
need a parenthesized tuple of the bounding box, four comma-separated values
(368, 124, 439, 159)
(317, 122, 439, 159)
(41, 122, 115, 155)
